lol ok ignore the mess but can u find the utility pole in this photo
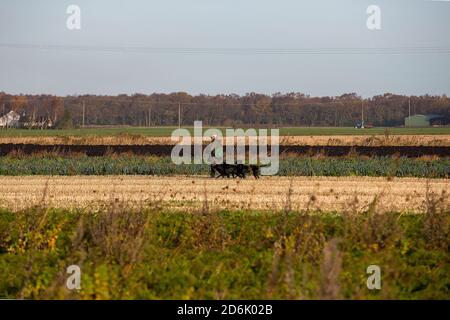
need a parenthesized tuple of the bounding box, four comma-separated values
(82, 100, 85, 127)
(408, 98, 411, 118)
(361, 100, 364, 128)
(178, 101, 181, 129)
(334, 106, 337, 127)
(148, 107, 151, 127)
(1, 103, 4, 130)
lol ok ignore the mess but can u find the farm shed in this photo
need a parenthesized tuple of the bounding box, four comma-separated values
(405, 114, 449, 127)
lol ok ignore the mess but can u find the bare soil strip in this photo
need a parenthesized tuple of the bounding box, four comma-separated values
(1, 144, 448, 157)
(0, 176, 448, 213)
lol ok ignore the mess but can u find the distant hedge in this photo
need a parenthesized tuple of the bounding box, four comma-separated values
(0, 155, 448, 178)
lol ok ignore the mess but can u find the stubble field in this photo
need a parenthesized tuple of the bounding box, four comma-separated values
(0, 134, 449, 146)
(0, 176, 448, 213)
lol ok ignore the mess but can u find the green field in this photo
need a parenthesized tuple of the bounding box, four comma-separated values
(0, 126, 449, 137)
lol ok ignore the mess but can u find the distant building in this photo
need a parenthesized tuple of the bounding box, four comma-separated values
(0, 110, 21, 128)
(405, 114, 449, 127)
(355, 120, 364, 129)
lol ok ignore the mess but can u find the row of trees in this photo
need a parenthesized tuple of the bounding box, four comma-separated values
(0, 92, 449, 128)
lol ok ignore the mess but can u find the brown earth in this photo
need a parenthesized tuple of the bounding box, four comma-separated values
(1, 143, 448, 157)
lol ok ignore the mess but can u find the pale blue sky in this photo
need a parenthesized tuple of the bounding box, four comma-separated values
(0, 0, 449, 97)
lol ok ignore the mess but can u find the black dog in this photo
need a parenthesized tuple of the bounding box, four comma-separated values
(211, 163, 261, 179)
(249, 165, 261, 179)
(211, 163, 239, 178)
(235, 163, 261, 179)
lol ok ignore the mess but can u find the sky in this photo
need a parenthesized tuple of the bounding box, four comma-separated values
(0, 0, 450, 97)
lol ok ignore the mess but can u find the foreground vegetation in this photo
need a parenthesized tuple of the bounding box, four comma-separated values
(0, 203, 448, 299)
(0, 155, 448, 178)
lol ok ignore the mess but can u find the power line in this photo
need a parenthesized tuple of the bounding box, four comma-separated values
(1, 43, 450, 55)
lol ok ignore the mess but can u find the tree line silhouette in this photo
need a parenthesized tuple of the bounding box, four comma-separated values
(1, 92, 449, 128)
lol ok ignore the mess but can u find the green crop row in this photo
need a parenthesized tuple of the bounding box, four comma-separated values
(279, 157, 450, 178)
(0, 155, 448, 178)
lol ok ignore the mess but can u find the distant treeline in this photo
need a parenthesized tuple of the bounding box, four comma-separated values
(1, 92, 449, 127)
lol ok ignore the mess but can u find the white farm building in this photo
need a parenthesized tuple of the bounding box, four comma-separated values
(0, 110, 21, 128)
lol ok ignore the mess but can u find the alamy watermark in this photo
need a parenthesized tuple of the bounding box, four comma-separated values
(66, 265, 81, 290)
(64, 5, 380, 33)
(170, 121, 279, 176)
(66, 4, 81, 30)
(367, 5, 381, 30)
(366, 265, 382, 290)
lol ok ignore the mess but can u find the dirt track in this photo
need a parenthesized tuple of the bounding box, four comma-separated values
(0, 176, 448, 213)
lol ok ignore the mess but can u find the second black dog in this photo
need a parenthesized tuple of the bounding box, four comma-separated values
(211, 163, 261, 179)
